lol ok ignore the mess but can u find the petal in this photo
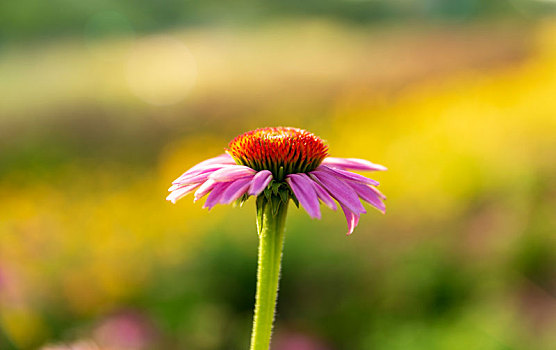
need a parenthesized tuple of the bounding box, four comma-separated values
(340, 204, 360, 236)
(187, 153, 235, 172)
(348, 182, 386, 214)
(219, 177, 253, 204)
(310, 170, 366, 215)
(203, 182, 232, 210)
(322, 157, 387, 172)
(173, 168, 220, 186)
(248, 170, 273, 196)
(175, 154, 236, 180)
(370, 186, 387, 200)
(194, 179, 217, 201)
(173, 164, 234, 184)
(317, 165, 379, 186)
(166, 184, 200, 203)
(311, 180, 337, 211)
(209, 165, 256, 182)
(169, 183, 189, 191)
(286, 173, 321, 219)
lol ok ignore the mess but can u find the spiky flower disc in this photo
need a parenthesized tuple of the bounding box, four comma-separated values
(227, 127, 328, 181)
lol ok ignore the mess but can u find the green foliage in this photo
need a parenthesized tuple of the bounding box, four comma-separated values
(0, 0, 531, 43)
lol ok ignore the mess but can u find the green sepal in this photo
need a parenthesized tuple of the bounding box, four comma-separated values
(234, 193, 249, 208)
(256, 195, 265, 234)
(271, 182, 281, 196)
(278, 188, 289, 204)
(291, 195, 299, 208)
(264, 187, 272, 202)
(271, 195, 283, 216)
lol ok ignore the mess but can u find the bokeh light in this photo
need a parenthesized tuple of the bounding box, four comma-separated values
(126, 35, 197, 105)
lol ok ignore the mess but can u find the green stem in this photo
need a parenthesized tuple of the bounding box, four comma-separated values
(249, 199, 288, 350)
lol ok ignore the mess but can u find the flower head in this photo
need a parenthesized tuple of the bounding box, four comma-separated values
(228, 127, 328, 180)
(167, 127, 386, 234)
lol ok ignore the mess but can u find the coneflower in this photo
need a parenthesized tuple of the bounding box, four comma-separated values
(167, 127, 386, 349)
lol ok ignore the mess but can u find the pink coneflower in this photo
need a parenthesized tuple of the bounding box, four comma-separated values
(167, 127, 386, 350)
(167, 127, 386, 234)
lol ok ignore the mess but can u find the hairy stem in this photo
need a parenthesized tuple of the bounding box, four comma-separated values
(249, 199, 288, 350)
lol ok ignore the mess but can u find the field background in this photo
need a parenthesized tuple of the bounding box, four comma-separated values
(1, 1, 556, 349)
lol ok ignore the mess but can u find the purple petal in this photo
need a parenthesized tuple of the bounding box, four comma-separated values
(166, 184, 200, 203)
(348, 182, 386, 213)
(187, 153, 235, 172)
(322, 157, 387, 172)
(317, 165, 379, 186)
(173, 164, 234, 184)
(249, 170, 273, 196)
(370, 186, 386, 200)
(173, 168, 221, 186)
(209, 165, 256, 182)
(203, 182, 232, 210)
(219, 177, 253, 204)
(340, 204, 360, 235)
(286, 173, 321, 219)
(311, 180, 337, 211)
(310, 171, 366, 215)
(194, 179, 217, 201)
(169, 183, 187, 191)
(175, 154, 236, 180)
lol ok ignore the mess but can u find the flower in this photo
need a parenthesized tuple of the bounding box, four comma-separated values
(167, 127, 386, 234)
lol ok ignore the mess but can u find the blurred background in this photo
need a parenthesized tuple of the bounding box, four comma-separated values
(1, 0, 556, 349)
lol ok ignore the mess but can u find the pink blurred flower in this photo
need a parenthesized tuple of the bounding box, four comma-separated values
(41, 340, 102, 350)
(167, 127, 386, 234)
(93, 311, 155, 350)
(40, 312, 155, 350)
(273, 331, 332, 350)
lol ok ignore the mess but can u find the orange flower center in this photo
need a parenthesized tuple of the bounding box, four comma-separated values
(227, 127, 328, 180)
